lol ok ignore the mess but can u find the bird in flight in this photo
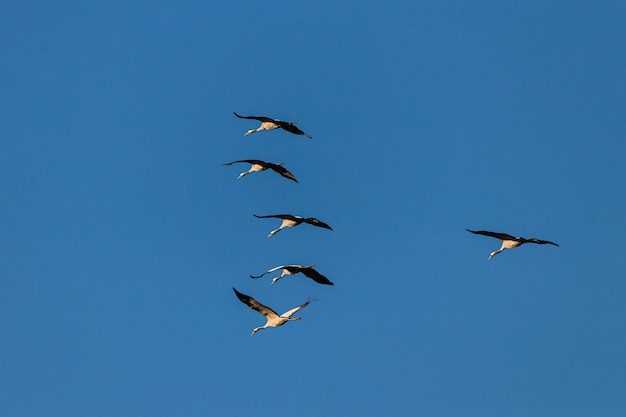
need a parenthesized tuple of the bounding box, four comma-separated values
(254, 214, 333, 237)
(232, 288, 315, 335)
(234, 112, 312, 139)
(223, 159, 298, 183)
(466, 229, 559, 259)
(250, 264, 334, 285)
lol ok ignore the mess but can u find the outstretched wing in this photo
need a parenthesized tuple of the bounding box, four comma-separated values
(254, 214, 299, 221)
(280, 296, 316, 318)
(232, 288, 279, 319)
(249, 265, 292, 279)
(466, 229, 517, 241)
(303, 217, 333, 230)
(233, 112, 276, 123)
(300, 267, 334, 285)
(223, 159, 267, 167)
(279, 122, 312, 139)
(268, 163, 299, 183)
(524, 238, 559, 246)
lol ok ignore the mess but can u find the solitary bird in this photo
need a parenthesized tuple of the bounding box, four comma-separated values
(223, 159, 298, 183)
(232, 287, 315, 335)
(234, 112, 312, 139)
(254, 214, 333, 237)
(250, 264, 334, 285)
(466, 229, 559, 259)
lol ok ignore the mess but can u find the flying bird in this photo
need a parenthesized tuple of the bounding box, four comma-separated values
(234, 112, 312, 139)
(223, 159, 298, 183)
(466, 229, 559, 259)
(250, 264, 334, 285)
(232, 287, 315, 335)
(254, 214, 333, 237)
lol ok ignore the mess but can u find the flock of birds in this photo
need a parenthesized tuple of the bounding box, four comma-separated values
(226, 112, 560, 335)
(226, 112, 332, 335)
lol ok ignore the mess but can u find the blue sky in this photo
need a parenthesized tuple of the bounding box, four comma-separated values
(1, 1, 625, 416)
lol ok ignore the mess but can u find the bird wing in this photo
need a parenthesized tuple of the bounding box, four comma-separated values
(233, 112, 277, 123)
(249, 265, 294, 279)
(223, 159, 267, 167)
(466, 229, 517, 241)
(278, 122, 312, 138)
(300, 267, 334, 285)
(268, 163, 299, 183)
(253, 214, 298, 221)
(280, 297, 316, 318)
(524, 238, 559, 246)
(232, 288, 279, 319)
(303, 217, 333, 230)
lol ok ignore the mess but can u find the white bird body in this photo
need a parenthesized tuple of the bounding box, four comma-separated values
(272, 218, 298, 236)
(241, 162, 265, 177)
(233, 288, 314, 335)
(252, 120, 281, 134)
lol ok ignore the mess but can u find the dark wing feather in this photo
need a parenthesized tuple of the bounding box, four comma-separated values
(524, 238, 559, 246)
(466, 229, 517, 241)
(268, 163, 299, 183)
(232, 288, 279, 318)
(300, 267, 334, 285)
(223, 159, 267, 167)
(254, 214, 298, 221)
(233, 112, 276, 123)
(279, 122, 312, 138)
(303, 217, 333, 230)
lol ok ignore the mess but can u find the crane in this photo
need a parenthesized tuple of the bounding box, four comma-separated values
(234, 112, 312, 139)
(232, 288, 315, 335)
(466, 229, 559, 259)
(254, 214, 333, 237)
(223, 159, 298, 183)
(250, 264, 334, 285)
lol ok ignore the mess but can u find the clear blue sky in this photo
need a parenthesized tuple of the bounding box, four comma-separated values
(1, 1, 625, 416)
